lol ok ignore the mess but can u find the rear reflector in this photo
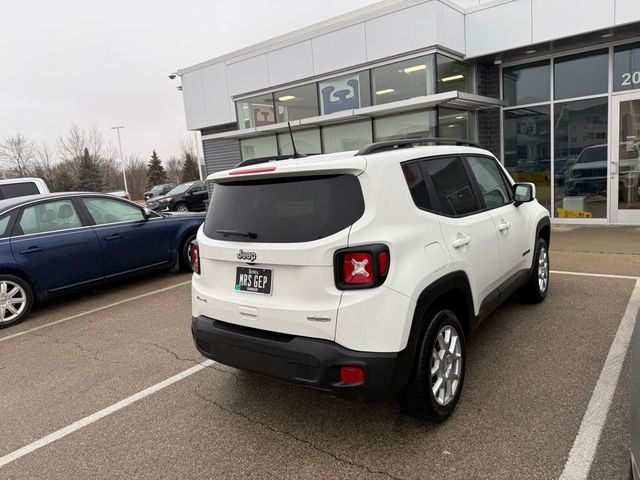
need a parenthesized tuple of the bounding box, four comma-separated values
(229, 166, 277, 175)
(378, 252, 389, 276)
(190, 242, 200, 274)
(340, 366, 364, 385)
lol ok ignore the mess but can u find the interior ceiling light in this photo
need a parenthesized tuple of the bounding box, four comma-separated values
(525, 49, 537, 54)
(375, 88, 395, 95)
(601, 32, 614, 38)
(441, 74, 464, 82)
(278, 95, 296, 102)
(403, 64, 427, 74)
(456, 115, 464, 119)
(448, 124, 456, 128)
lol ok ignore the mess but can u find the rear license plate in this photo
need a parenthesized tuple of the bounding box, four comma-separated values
(235, 267, 272, 295)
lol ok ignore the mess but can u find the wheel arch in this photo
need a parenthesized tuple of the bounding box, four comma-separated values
(0, 267, 40, 300)
(536, 216, 550, 249)
(392, 271, 475, 391)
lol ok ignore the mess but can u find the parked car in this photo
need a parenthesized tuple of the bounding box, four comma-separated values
(0, 192, 205, 329)
(190, 138, 550, 422)
(0, 178, 49, 199)
(146, 180, 208, 212)
(105, 190, 130, 200)
(144, 183, 176, 201)
(565, 143, 640, 200)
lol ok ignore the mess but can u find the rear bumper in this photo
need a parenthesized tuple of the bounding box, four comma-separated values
(191, 315, 401, 401)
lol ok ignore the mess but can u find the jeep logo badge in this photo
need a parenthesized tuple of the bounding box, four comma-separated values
(237, 249, 257, 262)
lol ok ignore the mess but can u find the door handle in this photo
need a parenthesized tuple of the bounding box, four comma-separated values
(497, 220, 511, 232)
(104, 234, 124, 241)
(19, 246, 42, 254)
(452, 235, 472, 249)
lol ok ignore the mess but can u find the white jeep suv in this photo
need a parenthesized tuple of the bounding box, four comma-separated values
(191, 138, 550, 422)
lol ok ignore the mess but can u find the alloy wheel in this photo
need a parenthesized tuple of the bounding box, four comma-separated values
(0, 280, 27, 324)
(430, 323, 462, 406)
(538, 246, 549, 293)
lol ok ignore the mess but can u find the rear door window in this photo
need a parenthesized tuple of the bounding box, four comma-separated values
(18, 200, 83, 235)
(204, 175, 364, 243)
(421, 157, 480, 216)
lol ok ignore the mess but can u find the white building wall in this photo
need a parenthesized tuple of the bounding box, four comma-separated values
(532, 0, 615, 44)
(465, 0, 531, 58)
(311, 24, 368, 74)
(179, 0, 640, 130)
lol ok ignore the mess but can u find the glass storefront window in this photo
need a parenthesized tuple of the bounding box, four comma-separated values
(374, 110, 436, 141)
(503, 106, 551, 211)
(438, 108, 476, 141)
(321, 120, 372, 153)
(554, 50, 608, 100)
(554, 98, 608, 218)
(436, 55, 473, 93)
(319, 72, 371, 115)
(240, 135, 277, 160)
(236, 94, 275, 129)
(613, 42, 640, 92)
(274, 84, 319, 123)
(503, 61, 551, 107)
(277, 128, 321, 155)
(372, 55, 436, 105)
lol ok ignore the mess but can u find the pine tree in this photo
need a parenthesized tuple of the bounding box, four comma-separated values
(76, 148, 103, 192)
(180, 153, 199, 182)
(146, 149, 166, 189)
(52, 168, 75, 192)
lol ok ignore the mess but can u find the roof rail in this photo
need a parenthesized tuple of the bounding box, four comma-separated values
(354, 137, 481, 156)
(236, 154, 305, 168)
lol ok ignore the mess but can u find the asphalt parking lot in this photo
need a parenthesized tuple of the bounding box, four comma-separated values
(0, 226, 638, 479)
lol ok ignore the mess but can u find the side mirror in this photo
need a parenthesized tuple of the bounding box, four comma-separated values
(513, 183, 535, 207)
(143, 207, 154, 219)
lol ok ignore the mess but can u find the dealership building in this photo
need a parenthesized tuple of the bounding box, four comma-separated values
(177, 0, 640, 224)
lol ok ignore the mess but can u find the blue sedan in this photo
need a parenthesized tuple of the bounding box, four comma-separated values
(0, 192, 205, 328)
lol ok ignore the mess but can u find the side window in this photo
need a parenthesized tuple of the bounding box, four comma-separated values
(466, 156, 512, 209)
(401, 162, 431, 210)
(0, 182, 40, 199)
(191, 182, 206, 193)
(421, 156, 479, 216)
(82, 197, 144, 225)
(0, 213, 13, 238)
(19, 200, 83, 235)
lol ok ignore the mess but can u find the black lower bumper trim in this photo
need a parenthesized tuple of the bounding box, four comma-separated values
(192, 316, 400, 401)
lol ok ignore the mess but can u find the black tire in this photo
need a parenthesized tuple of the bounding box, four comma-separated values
(520, 238, 549, 304)
(397, 309, 466, 422)
(179, 233, 197, 272)
(174, 203, 189, 213)
(0, 274, 34, 329)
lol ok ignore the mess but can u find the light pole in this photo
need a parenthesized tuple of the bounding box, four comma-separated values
(111, 126, 129, 194)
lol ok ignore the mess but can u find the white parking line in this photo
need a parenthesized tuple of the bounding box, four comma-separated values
(551, 270, 640, 281)
(559, 278, 640, 480)
(0, 359, 215, 469)
(0, 280, 191, 344)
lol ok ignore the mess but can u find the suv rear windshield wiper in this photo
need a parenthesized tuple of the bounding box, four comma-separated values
(215, 229, 258, 239)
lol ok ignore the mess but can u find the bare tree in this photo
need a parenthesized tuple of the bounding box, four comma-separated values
(164, 156, 182, 184)
(0, 133, 35, 177)
(34, 141, 57, 187)
(57, 125, 86, 167)
(124, 155, 147, 201)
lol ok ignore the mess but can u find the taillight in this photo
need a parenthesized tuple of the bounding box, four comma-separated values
(334, 244, 390, 290)
(190, 241, 200, 274)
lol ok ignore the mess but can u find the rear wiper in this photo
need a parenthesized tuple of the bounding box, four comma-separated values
(216, 229, 257, 239)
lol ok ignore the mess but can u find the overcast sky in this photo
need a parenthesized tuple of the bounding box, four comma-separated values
(0, 0, 379, 163)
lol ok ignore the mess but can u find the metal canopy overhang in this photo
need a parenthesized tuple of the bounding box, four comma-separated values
(201, 91, 505, 141)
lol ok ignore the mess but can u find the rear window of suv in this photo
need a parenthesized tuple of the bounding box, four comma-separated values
(204, 174, 364, 243)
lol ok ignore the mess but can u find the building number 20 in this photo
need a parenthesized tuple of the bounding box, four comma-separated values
(621, 71, 640, 87)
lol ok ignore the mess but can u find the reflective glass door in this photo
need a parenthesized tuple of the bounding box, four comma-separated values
(612, 93, 640, 223)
